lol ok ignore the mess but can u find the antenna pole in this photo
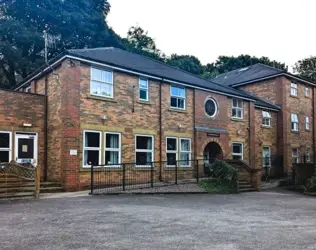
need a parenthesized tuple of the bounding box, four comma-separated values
(44, 30, 48, 64)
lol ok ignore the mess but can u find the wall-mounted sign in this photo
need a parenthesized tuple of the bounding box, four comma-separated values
(206, 133, 220, 138)
(70, 150, 77, 156)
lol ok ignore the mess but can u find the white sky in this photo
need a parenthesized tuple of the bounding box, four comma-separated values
(108, 0, 316, 70)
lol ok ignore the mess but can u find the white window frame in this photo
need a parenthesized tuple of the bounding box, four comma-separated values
(290, 82, 298, 96)
(90, 67, 114, 98)
(166, 137, 178, 168)
(232, 99, 243, 119)
(262, 111, 271, 127)
(83, 130, 102, 168)
(0, 131, 12, 163)
(139, 78, 149, 101)
(135, 134, 154, 168)
(291, 113, 299, 132)
(292, 148, 299, 163)
(104, 132, 121, 168)
(232, 142, 243, 160)
(262, 146, 271, 167)
(306, 116, 310, 131)
(180, 138, 191, 168)
(306, 148, 311, 162)
(305, 86, 310, 97)
(170, 86, 186, 110)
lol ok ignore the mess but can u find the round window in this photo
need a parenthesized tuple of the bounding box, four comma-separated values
(205, 98, 217, 117)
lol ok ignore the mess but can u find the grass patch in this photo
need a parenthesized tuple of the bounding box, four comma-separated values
(199, 178, 237, 194)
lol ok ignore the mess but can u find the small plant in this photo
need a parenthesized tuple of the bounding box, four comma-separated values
(304, 174, 316, 193)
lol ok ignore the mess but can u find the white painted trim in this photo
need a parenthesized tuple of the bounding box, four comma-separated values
(179, 138, 192, 168)
(135, 134, 154, 168)
(83, 130, 102, 168)
(139, 77, 149, 102)
(166, 137, 178, 168)
(232, 142, 244, 160)
(0, 131, 12, 162)
(16, 55, 256, 102)
(232, 98, 243, 119)
(204, 97, 218, 118)
(104, 132, 121, 168)
(255, 105, 279, 112)
(90, 67, 114, 98)
(14, 132, 38, 165)
(170, 85, 186, 110)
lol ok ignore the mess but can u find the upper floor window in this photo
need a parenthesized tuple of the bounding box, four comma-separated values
(0, 131, 12, 163)
(232, 99, 243, 119)
(305, 86, 310, 97)
(306, 116, 310, 130)
(90, 67, 113, 98)
(205, 98, 218, 118)
(232, 142, 243, 160)
(262, 111, 271, 127)
(139, 78, 149, 101)
(291, 113, 299, 131)
(290, 82, 298, 96)
(170, 86, 186, 110)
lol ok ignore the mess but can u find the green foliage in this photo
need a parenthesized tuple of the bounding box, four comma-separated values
(166, 54, 203, 75)
(304, 174, 316, 193)
(294, 56, 316, 83)
(200, 179, 236, 194)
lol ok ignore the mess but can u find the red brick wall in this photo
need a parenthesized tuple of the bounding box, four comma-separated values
(0, 90, 45, 177)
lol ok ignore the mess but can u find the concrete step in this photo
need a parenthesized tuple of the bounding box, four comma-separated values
(238, 184, 253, 189)
(238, 188, 256, 192)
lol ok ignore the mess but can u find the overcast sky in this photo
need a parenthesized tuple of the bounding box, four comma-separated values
(108, 0, 315, 70)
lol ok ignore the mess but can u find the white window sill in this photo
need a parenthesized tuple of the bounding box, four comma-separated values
(90, 93, 114, 99)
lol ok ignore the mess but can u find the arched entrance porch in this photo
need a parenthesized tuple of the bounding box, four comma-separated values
(203, 142, 223, 163)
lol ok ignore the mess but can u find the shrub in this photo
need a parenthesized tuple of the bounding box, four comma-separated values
(304, 174, 316, 193)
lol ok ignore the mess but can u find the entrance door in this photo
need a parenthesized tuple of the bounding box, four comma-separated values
(15, 133, 38, 165)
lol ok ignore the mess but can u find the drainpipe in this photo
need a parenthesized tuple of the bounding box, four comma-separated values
(193, 88, 196, 161)
(44, 76, 48, 181)
(313, 87, 316, 164)
(159, 79, 164, 181)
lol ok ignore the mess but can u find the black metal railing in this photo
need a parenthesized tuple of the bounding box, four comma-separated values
(90, 160, 204, 194)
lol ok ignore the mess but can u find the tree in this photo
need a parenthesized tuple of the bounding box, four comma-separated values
(294, 56, 316, 83)
(0, 0, 122, 88)
(166, 54, 204, 75)
(202, 55, 287, 78)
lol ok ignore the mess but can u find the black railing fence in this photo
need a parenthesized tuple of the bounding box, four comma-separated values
(90, 160, 205, 194)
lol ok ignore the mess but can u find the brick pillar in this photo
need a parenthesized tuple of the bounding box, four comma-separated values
(60, 61, 81, 191)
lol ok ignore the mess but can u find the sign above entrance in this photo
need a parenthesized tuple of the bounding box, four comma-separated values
(206, 133, 220, 138)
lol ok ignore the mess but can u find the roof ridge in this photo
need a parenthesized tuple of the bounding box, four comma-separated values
(256, 63, 286, 73)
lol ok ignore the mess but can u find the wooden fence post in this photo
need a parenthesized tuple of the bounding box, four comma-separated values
(35, 166, 41, 199)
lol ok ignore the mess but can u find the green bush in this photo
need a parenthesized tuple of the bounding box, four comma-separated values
(305, 174, 316, 193)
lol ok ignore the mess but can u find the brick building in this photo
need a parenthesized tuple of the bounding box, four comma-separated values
(1, 47, 314, 191)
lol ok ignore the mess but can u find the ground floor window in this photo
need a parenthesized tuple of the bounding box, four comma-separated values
(292, 148, 299, 163)
(105, 132, 121, 166)
(83, 131, 101, 167)
(232, 142, 243, 160)
(180, 138, 191, 167)
(135, 135, 154, 167)
(262, 146, 271, 167)
(306, 148, 311, 162)
(166, 137, 178, 167)
(0, 131, 11, 163)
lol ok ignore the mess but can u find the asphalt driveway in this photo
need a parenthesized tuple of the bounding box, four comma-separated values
(1, 189, 316, 250)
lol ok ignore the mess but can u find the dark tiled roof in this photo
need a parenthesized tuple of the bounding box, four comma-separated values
(66, 47, 253, 99)
(211, 63, 285, 86)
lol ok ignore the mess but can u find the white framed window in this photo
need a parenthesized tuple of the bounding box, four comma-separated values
(232, 99, 243, 119)
(105, 132, 121, 167)
(83, 131, 101, 168)
(0, 131, 12, 163)
(290, 82, 298, 96)
(25, 86, 31, 93)
(90, 67, 114, 98)
(139, 78, 149, 101)
(135, 135, 154, 167)
(305, 86, 310, 97)
(291, 114, 299, 131)
(166, 137, 178, 167)
(232, 142, 243, 160)
(306, 148, 311, 162)
(292, 148, 299, 163)
(180, 138, 191, 167)
(262, 111, 271, 127)
(170, 86, 186, 110)
(306, 116, 310, 130)
(262, 146, 271, 167)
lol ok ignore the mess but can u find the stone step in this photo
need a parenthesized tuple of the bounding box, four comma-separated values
(0, 181, 61, 188)
(238, 184, 253, 189)
(238, 188, 256, 193)
(0, 192, 34, 199)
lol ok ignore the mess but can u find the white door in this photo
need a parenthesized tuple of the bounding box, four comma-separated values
(15, 133, 38, 165)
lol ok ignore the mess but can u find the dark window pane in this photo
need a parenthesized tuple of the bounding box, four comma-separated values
(140, 89, 147, 100)
(171, 97, 177, 107)
(177, 98, 184, 109)
(136, 136, 152, 150)
(232, 155, 242, 160)
(136, 152, 152, 165)
(18, 138, 34, 159)
(85, 132, 100, 148)
(84, 150, 99, 166)
(233, 144, 242, 153)
(167, 153, 177, 165)
(0, 133, 9, 148)
(106, 134, 119, 149)
(0, 151, 9, 162)
(105, 151, 119, 165)
(167, 138, 177, 150)
(205, 100, 216, 116)
(232, 109, 236, 117)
